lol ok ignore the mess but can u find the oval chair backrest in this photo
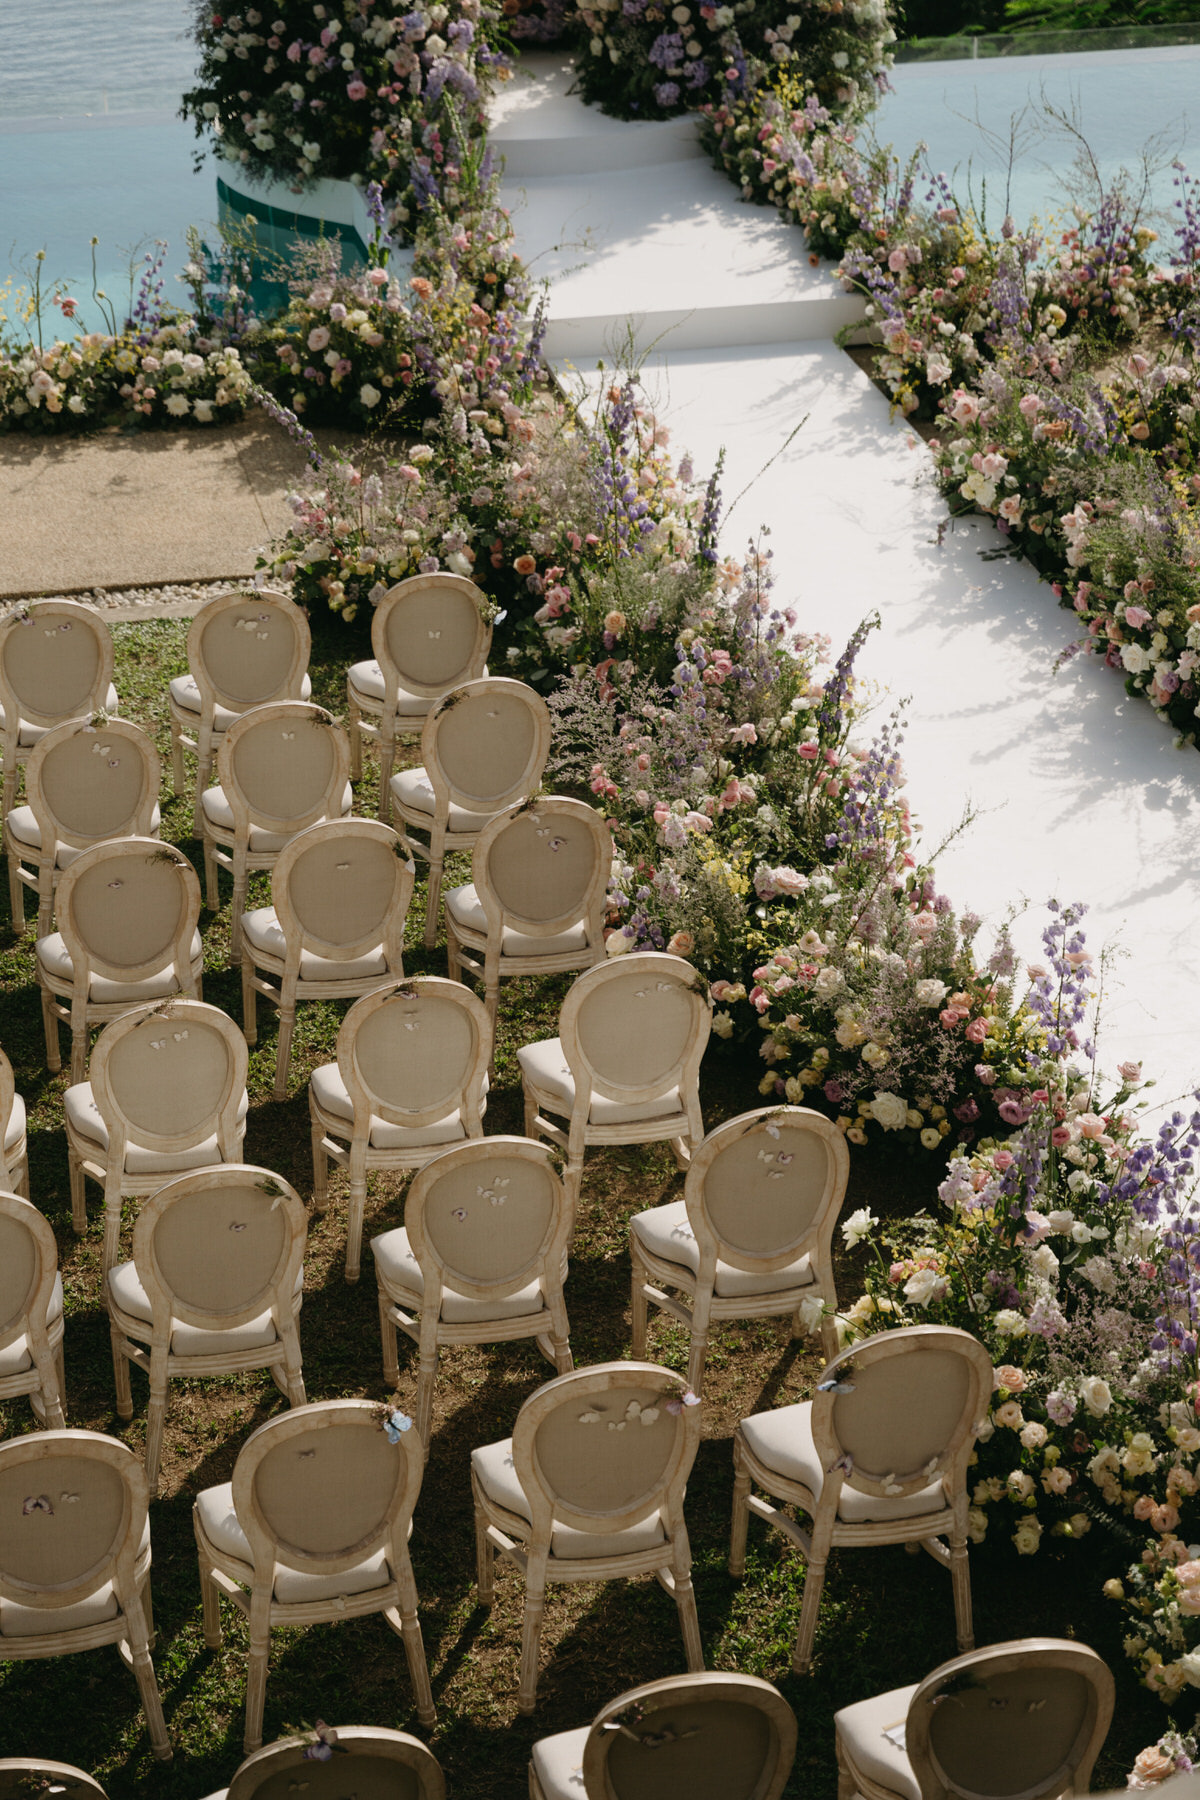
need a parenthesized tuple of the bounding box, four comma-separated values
(187, 588, 310, 713)
(0, 1431, 144, 1610)
(219, 703, 349, 834)
(374, 573, 491, 699)
(0, 601, 113, 729)
(582, 1672, 798, 1800)
(272, 819, 413, 964)
(513, 1362, 701, 1542)
(812, 1325, 993, 1506)
(56, 839, 199, 983)
(89, 999, 246, 1151)
(906, 1639, 1115, 1800)
(337, 979, 491, 1131)
(685, 1107, 849, 1275)
(561, 954, 711, 1108)
(26, 718, 161, 850)
(133, 1166, 305, 1335)
(232, 1400, 422, 1580)
(0, 1193, 57, 1360)
(474, 798, 611, 937)
(0, 1761, 109, 1800)
(423, 678, 549, 815)
(405, 1138, 569, 1303)
(225, 1727, 445, 1800)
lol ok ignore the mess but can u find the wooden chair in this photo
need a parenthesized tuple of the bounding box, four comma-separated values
(212, 1726, 445, 1800)
(0, 1762, 108, 1799)
(0, 1046, 29, 1198)
(631, 1106, 848, 1391)
(390, 676, 550, 948)
(445, 797, 611, 1031)
(168, 587, 312, 834)
(834, 1638, 1115, 1800)
(346, 572, 492, 818)
(0, 600, 118, 815)
(529, 1670, 798, 1800)
(309, 977, 491, 1283)
(65, 997, 248, 1275)
(519, 952, 710, 1204)
(729, 1324, 994, 1675)
(36, 838, 203, 1085)
(193, 1398, 435, 1752)
(0, 1191, 66, 1429)
(472, 1360, 704, 1714)
(5, 718, 161, 938)
(241, 817, 414, 1100)
(372, 1136, 574, 1446)
(200, 701, 352, 962)
(108, 1165, 308, 1491)
(0, 1429, 170, 1760)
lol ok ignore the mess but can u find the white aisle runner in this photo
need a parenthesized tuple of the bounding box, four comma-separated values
(492, 55, 1200, 1103)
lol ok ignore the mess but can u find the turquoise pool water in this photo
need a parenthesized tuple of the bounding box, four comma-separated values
(0, 0, 214, 333)
(875, 44, 1200, 244)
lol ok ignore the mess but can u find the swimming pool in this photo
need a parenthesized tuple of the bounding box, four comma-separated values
(0, 0, 213, 333)
(875, 43, 1200, 245)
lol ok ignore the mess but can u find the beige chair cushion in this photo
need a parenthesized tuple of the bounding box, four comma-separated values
(170, 671, 311, 725)
(445, 885, 588, 957)
(194, 1482, 392, 1604)
(518, 1037, 682, 1127)
(631, 1198, 816, 1299)
(7, 802, 161, 861)
(201, 780, 353, 851)
(1, 684, 119, 747)
(0, 1272, 63, 1376)
(472, 1438, 667, 1561)
(739, 1405, 946, 1525)
(310, 1061, 486, 1151)
(4, 1092, 25, 1152)
(347, 660, 430, 716)
(529, 1725, 590, 1799)
(389, 767, 497, 834)
(371, 1226, 546, 1324)
(107, 1260, 303, 1357)
(834, 1684, 922, 1800)
(37, 930, 204, 1002)
(241, 906, 388, 982)
(64, 1081, 248, 1172)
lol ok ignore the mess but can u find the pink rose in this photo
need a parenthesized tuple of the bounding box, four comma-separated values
(1124, 606, 1152, 630)
(347, 78, 368, 100)
(965, 1017, 988, 1043)
(1051, 1125, 1071, 1147)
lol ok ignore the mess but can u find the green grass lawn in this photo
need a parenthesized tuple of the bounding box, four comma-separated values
(0, 615, 1169, 1794)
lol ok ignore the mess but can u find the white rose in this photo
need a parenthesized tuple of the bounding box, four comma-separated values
(914, 978, 947, 1007)
(813, 966, 844, 999)
(359, 384, 382, 408)
(796, 1294, 826, 1335)
(840, 1208, 877, 1248)
(1012, 1517, 1043, 1555)
(165, 393, 191, 416)
(67, 394, 87, 414)
(605, 932, 632, 957)
(711, 1010, 733, 1039)
(1079, 1375, 1113, 1416)
(903, 1267, 947, 1307)
(993, 1309, 1027, 1337)
(869, 1091, 908, 1132)
(1179, 1651, 1200, 1689)
(1046, 1209, 1074, 1233)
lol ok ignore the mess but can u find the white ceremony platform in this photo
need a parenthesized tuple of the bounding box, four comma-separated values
(492, 56, 1200, 1109)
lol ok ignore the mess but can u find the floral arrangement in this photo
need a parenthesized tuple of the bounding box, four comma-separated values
(181, 0, 510, 239)
(0, 246, 253, 434)
(1127, 1723, 1199, 1786)
(836, 904, 1200, 1581)
(571, 0, 892, 124)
